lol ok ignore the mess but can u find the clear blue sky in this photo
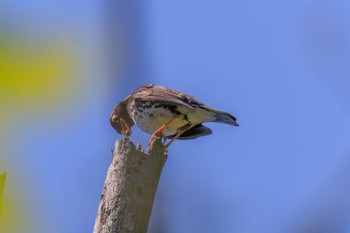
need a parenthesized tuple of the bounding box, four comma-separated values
(1, 1, 350, 233)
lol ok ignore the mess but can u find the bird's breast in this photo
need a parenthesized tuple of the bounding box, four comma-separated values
(129, 102, 189, 136)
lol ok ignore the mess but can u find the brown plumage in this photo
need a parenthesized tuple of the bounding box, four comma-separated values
(110, 84, 238, 147)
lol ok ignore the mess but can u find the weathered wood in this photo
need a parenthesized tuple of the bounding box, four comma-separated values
(93, 138, 167, 233)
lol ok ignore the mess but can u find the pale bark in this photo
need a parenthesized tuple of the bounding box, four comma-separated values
(93, 138, 167, 233)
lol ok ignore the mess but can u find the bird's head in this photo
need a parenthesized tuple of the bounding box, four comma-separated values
(110, 100, 134, 137)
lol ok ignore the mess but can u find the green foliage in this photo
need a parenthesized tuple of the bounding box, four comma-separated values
(0, 172, 6, 221)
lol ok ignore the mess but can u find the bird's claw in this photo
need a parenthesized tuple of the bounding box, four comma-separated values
(148, 125, 166, 147)
(148, 136, 156, 147)
(148, 131, 166, 147)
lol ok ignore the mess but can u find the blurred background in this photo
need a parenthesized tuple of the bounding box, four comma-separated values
(1, 0, 350, 233)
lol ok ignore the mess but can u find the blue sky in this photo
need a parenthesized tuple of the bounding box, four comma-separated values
(1, 1, 350, 233)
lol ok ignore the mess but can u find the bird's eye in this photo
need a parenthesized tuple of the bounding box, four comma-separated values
(111, 115, 119, 123)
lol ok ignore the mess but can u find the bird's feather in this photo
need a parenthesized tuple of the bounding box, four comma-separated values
(131, 84, 239, 126)
(167, 124, 212, 140)
(199, 105, 239, 126)
(132, 84, 205, 110)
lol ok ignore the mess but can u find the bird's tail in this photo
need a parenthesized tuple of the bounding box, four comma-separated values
(214, 111, 239, 126)
(202, 106, 239, 126)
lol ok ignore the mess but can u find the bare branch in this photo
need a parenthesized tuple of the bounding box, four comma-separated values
(93, 138, 167, 233)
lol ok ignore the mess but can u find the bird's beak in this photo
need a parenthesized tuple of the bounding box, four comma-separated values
(120, 118, 132, 137)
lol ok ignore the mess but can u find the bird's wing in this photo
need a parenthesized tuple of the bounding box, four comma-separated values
(132, 84, 205, 109)
(167, 124, 212, 140)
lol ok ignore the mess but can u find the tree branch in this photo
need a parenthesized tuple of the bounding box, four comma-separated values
(93, 138, 167, 233)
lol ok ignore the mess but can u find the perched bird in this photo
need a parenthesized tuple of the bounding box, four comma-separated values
(110, 84, 238, 148)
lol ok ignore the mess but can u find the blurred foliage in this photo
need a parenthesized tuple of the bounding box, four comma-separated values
(0, 33, 77, 115)
(0, 172, 5, 220)
(0, 30, 78, 232)
(0, 172, 35, 233)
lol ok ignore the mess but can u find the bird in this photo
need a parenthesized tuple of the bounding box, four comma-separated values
(110, 84, 238, 148)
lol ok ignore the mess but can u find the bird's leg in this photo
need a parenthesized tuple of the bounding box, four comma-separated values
(165, 124, 191, 149)
(148, 114, 180, 146)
